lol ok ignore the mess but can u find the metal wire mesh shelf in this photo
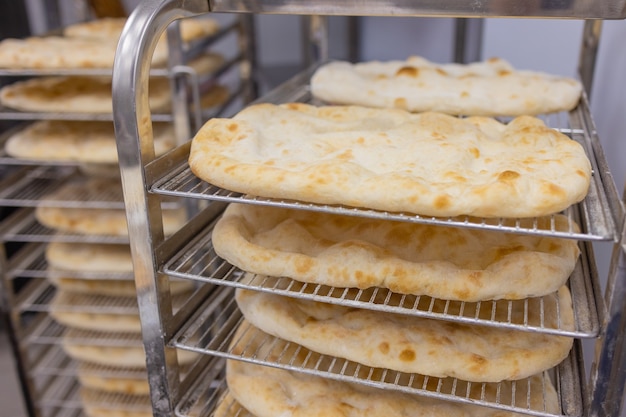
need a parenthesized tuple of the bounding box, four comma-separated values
(0, 166, 130, 209)
(149, 67, 620, 242)
(162, 218, 600, 337)
(24, 314, 143, 347)
(6, 242, 134, 280)
(0, 208, 130, 244)
(170, 286, 584, 417)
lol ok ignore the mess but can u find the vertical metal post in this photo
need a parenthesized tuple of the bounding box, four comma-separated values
(588, 228, 626, 417)
(238, 14, 259, 103)
(453, 18, 484, 63)
(112, 1, 209, 416)
(302, 15, 329, 67)
(347, 16, 360, 63)
(0, 245, 37, 417)
(578, 19, 603, 98)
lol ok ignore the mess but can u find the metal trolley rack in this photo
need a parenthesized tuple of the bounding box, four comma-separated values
(0, 8, 253, 417)
(112, 1, 626, 417)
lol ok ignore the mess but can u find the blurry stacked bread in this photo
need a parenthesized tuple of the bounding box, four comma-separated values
(187, 57, 590, 416)
(38, 177, 195, 417)
(0, 16, 225, 417)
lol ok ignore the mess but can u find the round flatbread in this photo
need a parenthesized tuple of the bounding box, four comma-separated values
(235, 287, 574, 382)
(212, 204, 580, 301)
(225, 320, 561, 417)
(311, 57, 582, 116)
(5, 121, 175, 164)
(46, 242, 133, 273)
(47, 271, 194, 297)
(189, 103, 591, 218)
(0, 76, 170, 113)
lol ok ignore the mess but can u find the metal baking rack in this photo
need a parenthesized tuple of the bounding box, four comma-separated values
(169, 285, 584, 417)
(161, 213, 601, 338)
(149, 67, 619, 242)
(110, 1, 626, 417)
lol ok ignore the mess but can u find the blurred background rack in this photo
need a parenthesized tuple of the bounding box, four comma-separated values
(0, 1, 254, 417)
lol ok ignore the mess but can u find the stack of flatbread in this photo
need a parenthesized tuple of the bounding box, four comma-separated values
(218, 320, 561, 417)
(33, 176, 192, 406)
(0, 16, 220, 69)
(188, 57, 590, 416)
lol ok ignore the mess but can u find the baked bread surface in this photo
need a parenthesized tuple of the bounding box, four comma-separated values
(189, 103, 591, 218)
(212, 204, 580, 301)
(235, 287, 573, 382)
(311, 57, 582, 116)
(225, 320, 561, 417)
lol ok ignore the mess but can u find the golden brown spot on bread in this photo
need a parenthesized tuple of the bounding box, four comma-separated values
(498, 170, 520, 181)
(379, 342, 390, 354)
(337, 150, 353, 160)
(494, 245, 525, 261)
(469, 147, 480, 158)
(285, 103, 302, 110)
(394, 97, 407, 109)
(294, 258, 314, 274)
(357, 137, 365, 144)
(436, 68, 448, 76)
(467, 271, 483, 285)
(487, 57, 500, 63)
(434, 195, 451, 210)
(470, 354, 487, 371)
(545, 182, 566, 197)
(576, 169, 587, 177)
(399, 349, 416, 362)
(548, 242, 561, 252)
(227, 123, 238, 132)
(396, 66, 419, 77)
(454, 288, 471, 300)
(460, 91, 469, 98)
(498, 70, 512, 76)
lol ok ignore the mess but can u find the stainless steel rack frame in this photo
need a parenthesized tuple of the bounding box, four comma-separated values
(112, 1, 626, 417)
(0, 8, 255, 417)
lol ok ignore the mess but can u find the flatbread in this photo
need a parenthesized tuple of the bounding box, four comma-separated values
(311, 57, 582, 116)
(50, 292, 141, 333)
(0, 17, 220, 70)
(212, 204, 580, 301)
(189, 103, 591, 218)
(80, 387, 152, 417)
(63, 337, 198, 368)
(47, 270, 194, 297)
(0, 75, 170, 113)
(36, 205, 185, 237)
(235, 286, 573, 382)
(0, 37, 124, 69)
(5, 121, 176, 164)
(78, 373, 150, 396)
(63, 17, 220, 43)
(36, 177, 186, 236)
(49, 289, 193, 332)
(226, 320, 561, 417)
(45, 242, 133, 273)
